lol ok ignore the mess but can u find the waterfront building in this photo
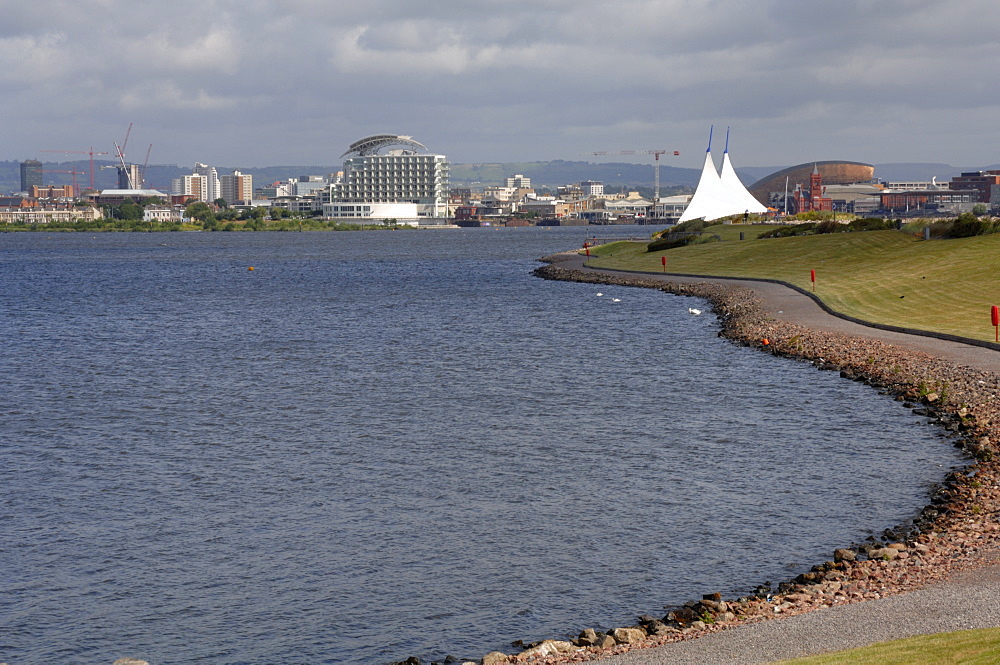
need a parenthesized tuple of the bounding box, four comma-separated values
(323, 202, 420, 223)
(20, 159, 43, 193)
(948, 171, 1000, 204)
(220, 170, 253, 205)
(272, 195, 317, 215)
(880, 189, 977, 215)
(750, 161, 875, 213)
(790, 165, 834, 214)
(92, 189, 169, 206)
(193, 163, 221, 202)
(653, 194, 693, 222)
(143, 206, 183, 223)
(31, 184, 75, 199)
(883, 180, 941, 191)
(0, 203, 102, 224)
(171, 174, 209, 202)
(329, 134, 450, 220)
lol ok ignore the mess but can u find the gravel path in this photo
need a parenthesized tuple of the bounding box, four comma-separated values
(594, 549, 1000, 664)
(490, 253, 1000, 665)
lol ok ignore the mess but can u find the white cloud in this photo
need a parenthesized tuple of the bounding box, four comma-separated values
(125, 28, 242, 75)
(3, 0, 1000, 166)
(119, 81, 237, 112)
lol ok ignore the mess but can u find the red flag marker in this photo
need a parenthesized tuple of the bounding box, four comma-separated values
(810, 269, 816, 292)
(992, 305, 999, 341)
(661, 255, 667, 272)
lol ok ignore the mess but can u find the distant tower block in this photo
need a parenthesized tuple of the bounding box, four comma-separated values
(20, 159, 43, 192)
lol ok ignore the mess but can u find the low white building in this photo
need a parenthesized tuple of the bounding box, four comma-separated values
(0, 205, 103, 224)
(143, 206, 183, 223)
(606, 196, 653, 219)
(272, 196, 318, 215)
(322, 202, 420, 225)
(653, 194, 693, 221)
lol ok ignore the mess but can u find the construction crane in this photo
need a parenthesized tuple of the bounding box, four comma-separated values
(141, 144, 153, 188)
(586, 149, 680, 203)
(41, 169, 86, 193)
(41, 147, 110, 190)
(114, 123, 135, 188)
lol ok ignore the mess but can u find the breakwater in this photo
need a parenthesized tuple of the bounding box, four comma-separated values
(462, 258, 1000, 664)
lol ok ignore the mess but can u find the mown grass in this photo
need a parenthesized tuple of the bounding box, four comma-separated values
(773, 627, 1000, 664)
(586, 228, 1000, 342)
(697, 223, 788, 242)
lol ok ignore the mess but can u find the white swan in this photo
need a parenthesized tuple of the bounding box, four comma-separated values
(688, 308, 702, 315)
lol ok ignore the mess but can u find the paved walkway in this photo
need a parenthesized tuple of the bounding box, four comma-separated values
(597, 550, 1000, 664)
(551, 255, 1000, 663)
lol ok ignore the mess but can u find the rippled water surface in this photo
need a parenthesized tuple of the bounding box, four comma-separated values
(1, 228, 965, 664)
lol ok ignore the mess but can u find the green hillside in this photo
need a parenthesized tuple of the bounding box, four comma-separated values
(587, 227, 1000, 343)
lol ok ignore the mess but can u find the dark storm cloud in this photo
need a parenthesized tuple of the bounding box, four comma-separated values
(3, 0, 999, 168)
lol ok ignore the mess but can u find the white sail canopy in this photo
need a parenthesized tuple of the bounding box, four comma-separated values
(679, 127, 767, 222)
(678, 150, 739, 222)
(720, 150, 768, 214)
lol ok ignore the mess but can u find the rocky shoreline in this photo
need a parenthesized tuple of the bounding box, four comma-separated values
(422, 256, 1000, 665)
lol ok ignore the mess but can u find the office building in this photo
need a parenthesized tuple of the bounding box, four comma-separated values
(20, 159, 43, 192)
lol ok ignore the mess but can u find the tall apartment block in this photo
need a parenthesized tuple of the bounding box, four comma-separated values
(220, 170, 253, 205)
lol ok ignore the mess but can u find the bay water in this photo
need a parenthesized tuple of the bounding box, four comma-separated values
(1, 228, 965, 664)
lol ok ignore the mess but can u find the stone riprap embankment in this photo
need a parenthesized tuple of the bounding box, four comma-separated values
(453, 258, 1000, 665)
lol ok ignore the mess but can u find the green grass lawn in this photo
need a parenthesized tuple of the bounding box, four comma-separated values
(586, 228, 1000, 343)
(773, 627, 1000, 664)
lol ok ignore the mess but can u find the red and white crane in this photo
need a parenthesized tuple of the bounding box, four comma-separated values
(40, 147, 110, 190)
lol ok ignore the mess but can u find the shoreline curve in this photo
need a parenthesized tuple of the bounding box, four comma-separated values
(469, 253, 1000, 665)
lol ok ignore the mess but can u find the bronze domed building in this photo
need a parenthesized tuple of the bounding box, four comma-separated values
(749, 161, 875, 208)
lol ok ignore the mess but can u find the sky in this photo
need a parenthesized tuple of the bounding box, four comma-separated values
(4, 0, 1000, 170)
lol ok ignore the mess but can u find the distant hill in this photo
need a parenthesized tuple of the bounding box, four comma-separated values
(450, 160, 704, 189)
(449, 161, 1000, 189)
(4, 158, 999, 196)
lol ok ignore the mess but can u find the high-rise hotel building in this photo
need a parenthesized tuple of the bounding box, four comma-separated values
(327, 135, 449, 219)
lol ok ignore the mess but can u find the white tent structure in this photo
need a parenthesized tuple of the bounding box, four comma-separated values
(678, 127, 767, 222)
(719, 130, 768, 216)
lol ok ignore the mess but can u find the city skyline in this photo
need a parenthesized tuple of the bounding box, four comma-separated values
(3, 1, 999, 169)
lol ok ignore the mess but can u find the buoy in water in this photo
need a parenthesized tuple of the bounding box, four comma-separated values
(762, 338, 770, 346)
(248, 266, 255, 271)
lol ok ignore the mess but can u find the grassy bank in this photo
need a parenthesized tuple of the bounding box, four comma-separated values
(585, 228, 1000, 343)
(776, 627, 1000, 664)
